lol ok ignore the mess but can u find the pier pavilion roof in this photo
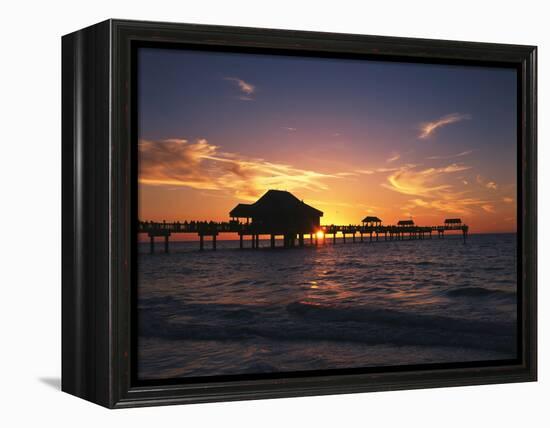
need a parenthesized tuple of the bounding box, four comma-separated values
(444, 218, 462, 224)
(230, 203, 255, 218)
(229, 190, 323, 220)
(397, 220, 415, 226)
(362, 216, 382, 223)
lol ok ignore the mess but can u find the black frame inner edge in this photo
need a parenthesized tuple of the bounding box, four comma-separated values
(129, 39, 524, 388)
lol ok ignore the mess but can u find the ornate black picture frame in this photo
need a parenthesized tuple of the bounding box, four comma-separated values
(62, 19, 537, 408)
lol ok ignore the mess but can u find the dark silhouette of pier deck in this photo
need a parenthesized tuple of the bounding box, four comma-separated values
(139, 220, 469, 253)
(139, 190, 468, 253)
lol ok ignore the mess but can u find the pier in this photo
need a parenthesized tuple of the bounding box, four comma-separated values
(139, 219, 469, 253)
(138, 190, 468, 253)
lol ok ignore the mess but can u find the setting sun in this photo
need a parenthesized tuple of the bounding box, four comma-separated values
(316, 230, 325, 240)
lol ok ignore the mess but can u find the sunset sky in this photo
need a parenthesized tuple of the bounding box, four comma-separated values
(138, 47, 517, 234)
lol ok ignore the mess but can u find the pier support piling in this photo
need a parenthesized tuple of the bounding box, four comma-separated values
(284, 235, 291, 248)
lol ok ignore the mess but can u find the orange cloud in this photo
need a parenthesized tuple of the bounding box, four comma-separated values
(354, 169, 375, 175)
(384, 163, 496, 215)
(139, 138, 338, 200)
(476, 174, 498, 190)
(481, 204, 496, 213)
(384, 163, 471, 197)
(418, 113, 471, 139)
(376, 167, 402, 173)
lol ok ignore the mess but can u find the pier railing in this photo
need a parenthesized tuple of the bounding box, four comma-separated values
(138, 220, 469, 253)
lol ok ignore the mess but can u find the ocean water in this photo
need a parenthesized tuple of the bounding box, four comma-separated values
(137, 233, 517, 380)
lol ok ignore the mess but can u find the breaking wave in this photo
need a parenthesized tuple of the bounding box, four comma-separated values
(139, 298, 516, 354)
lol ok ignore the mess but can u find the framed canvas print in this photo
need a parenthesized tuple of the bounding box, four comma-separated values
(62, 19, 537, 408)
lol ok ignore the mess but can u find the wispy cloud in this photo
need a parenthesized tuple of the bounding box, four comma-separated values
(502, 197, 514, 203)
(224, 77, 256, 100)
(387, 153, 400, 163)
(376, 167, 402, 173)
(427, 150, 474, 160)
(353, 166, 407, 175)
(383, 163, 494, 215)
(418, 113, 471, 139)
(309, 199, 378, 211)
(139, 138, 338, 200)
(476, 174, 498, 190)
(402, 195, 492, 216)
(481, 204, 496, 213)
(354, 169, 375, 175)
(334, 172, 359, 177)
(282, 127, 297, 132)
(384, 164, 469, 197)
